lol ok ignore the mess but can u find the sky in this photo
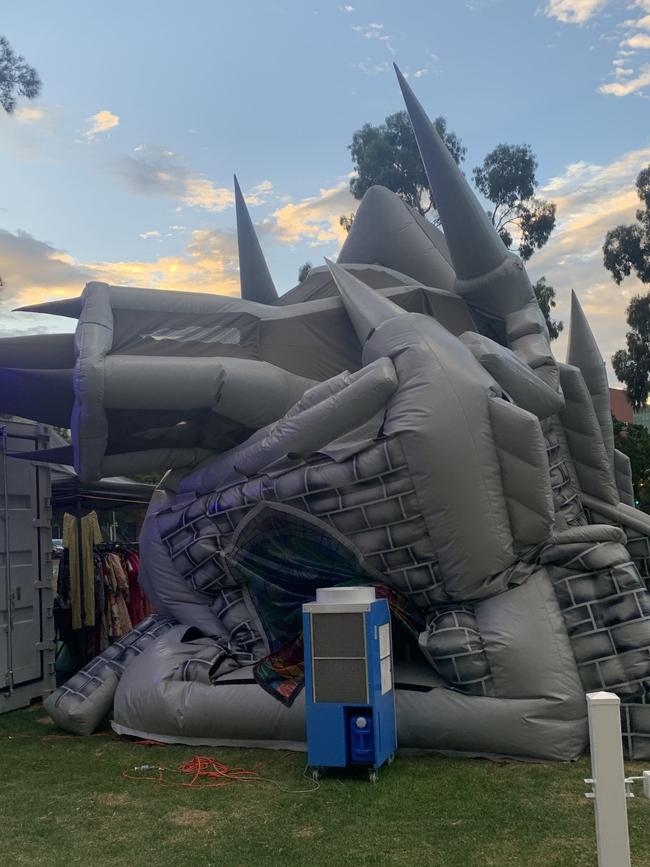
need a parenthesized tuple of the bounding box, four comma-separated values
(1, 0, 649, 382)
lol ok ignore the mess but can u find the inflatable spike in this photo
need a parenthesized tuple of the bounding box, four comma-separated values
(14, 297, 83, 318)
(234, 175, 278, 304)
(393, 64, 558, 391)
(567, 290, 615, 465)
(393, 63, 507, 282)
(325, 258, 403, 343)
(10, 445, 74, 466)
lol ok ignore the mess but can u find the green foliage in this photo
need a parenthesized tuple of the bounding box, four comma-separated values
(52, 426, 71, 443)
(532, 276, 563, 341)
(344, 116, 556, 262)
(612, 294, 650, 410)
(473, 144, 556, 261)
(348, 110, 466, 218)
(517, 198, 557, 261)
(339, 213, 355, 234)
(613, 415, 650, 511)
(607, 168, 650, 410)
(473, 143, 536, 207)
(0, 35, 41, 113)
(603, 166, 650, 285)
(298, 261, 312, 283)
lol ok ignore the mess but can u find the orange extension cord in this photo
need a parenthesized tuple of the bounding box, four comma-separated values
(123, 755, 262, 788)
(123, 754, 319, 793)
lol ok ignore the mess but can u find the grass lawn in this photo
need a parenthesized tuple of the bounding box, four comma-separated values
(2, 704, 650, 866)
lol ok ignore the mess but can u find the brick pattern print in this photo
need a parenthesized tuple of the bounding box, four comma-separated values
(544, 435, 650, 757)
(48, 614, 176, 714)
(159, 437, 446, 615)
(418, 607, 495, 696)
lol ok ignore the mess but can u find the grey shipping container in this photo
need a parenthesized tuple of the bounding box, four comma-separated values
(0, 418, 55, 712)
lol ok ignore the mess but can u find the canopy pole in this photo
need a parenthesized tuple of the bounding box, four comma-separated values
(74, 497, 88, 661)
(1, 426, 14, 694)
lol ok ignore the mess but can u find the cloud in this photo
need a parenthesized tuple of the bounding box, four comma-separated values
(622, 33, 650, 50)
(268, 182, 357, 247)
(183, 177, 234, 211)
(0, 104, 63, 159)
(14, 106, 44, 124)
(597, 2, 650, 96)
(401, 55, 441, 80)
(114, 147, 273, 212)
(527, 145, 650, 382)
(84, 109, 120, 141)
(139, 230, 161, 239)
(0, 311, 75, 338)
(352, 21, 395, 55)
(245, 179, 274, 206)
(350, 59, 389, 75)
(0, 224, 242, 319)
(544, 0, 607, 24)
(600, 64, 650, 95)
(0, 182, 360, 332)
(114, 145, 235, 212)
(0, 229, 91, 306)
(88, 227, 240, 296)
(340, 4, 355, 11)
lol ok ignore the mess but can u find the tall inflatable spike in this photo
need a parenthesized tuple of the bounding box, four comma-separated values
(393, 64, 507, 282)
(567, 290, 615, 464)
(234, 175, 278, 304)
(393, 63, 559, 392)
(325, 258, 403, 344)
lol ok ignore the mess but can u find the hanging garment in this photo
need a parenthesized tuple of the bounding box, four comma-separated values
(62, 511, 103, 630)
(125, 550, 147, 625)
(106, 552, 129, 593)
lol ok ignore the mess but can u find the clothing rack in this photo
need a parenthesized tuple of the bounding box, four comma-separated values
(56, 529, 151, 669)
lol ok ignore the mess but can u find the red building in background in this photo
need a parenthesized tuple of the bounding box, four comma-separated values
(610, 387, 634, 424)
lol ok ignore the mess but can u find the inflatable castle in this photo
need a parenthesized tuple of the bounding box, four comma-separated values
(3, 66, 650, 761)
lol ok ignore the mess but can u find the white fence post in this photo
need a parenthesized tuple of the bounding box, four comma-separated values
(586, 691, 631, 867)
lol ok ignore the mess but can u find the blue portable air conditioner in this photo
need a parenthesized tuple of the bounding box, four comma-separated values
(303, 586, 397, 783)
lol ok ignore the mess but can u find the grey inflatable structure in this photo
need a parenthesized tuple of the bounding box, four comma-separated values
(5, 67, 650, 760)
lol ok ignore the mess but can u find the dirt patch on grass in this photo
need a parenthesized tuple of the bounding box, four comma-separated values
(36, 716, 54, 726)
(167, 808, 214, 829)
(98, 793, 133, 808)
(291, 827, 322, 839)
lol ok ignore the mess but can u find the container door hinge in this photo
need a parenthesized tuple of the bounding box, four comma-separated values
(36, 640, 55, 652)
